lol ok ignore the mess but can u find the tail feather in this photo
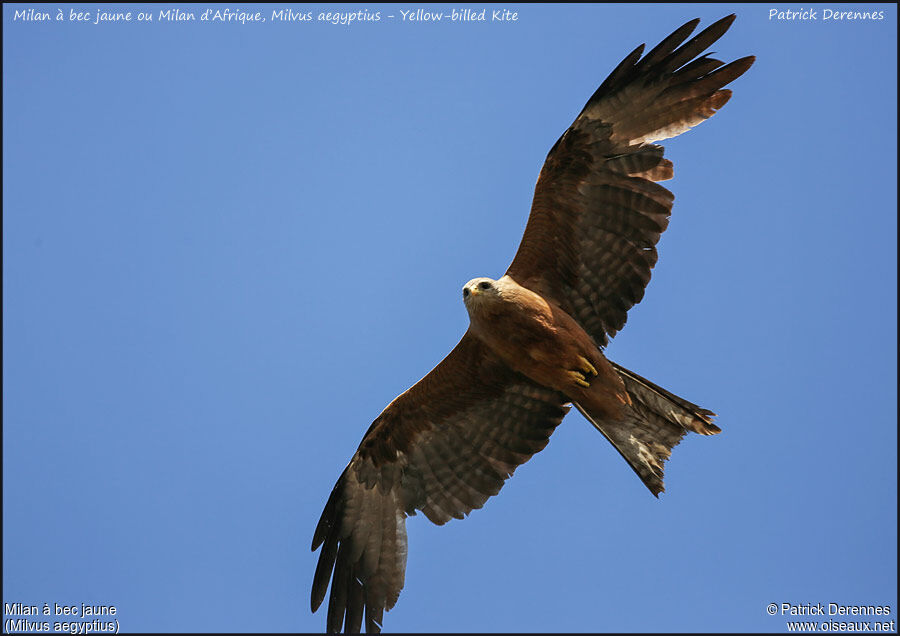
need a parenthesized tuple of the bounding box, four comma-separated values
(609, 360, 719, 435)
(576, 361, 718, 497)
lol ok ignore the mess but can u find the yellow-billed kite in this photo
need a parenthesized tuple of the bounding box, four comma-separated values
(311, 15, 754, 633)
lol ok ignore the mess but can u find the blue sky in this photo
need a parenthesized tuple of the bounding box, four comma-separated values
(3, 3, 896, 633)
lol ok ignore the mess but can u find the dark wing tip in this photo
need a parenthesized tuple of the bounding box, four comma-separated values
(311, 473, 347, 614)
(728, 55, 757, 75)
(708, 89, 732, 112)
(588, 42, 645, 102)
(312, 477, 343, 551)
(661, 13, 742, 74)
(705, 13, 737, 37)
(737, 54, 757, 71)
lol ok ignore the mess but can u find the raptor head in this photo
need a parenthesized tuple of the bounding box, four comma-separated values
(462, 277, 501, 313)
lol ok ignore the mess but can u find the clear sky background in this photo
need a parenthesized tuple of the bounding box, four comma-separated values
(3, 3, 897, 633)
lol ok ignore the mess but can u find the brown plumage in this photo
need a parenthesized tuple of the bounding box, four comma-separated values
(311, 14, 753, 633)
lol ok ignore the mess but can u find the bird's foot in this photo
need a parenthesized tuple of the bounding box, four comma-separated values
(566, 370, 591, 387)
(577, 355, 598, 377)
(567, 356, 598, 388)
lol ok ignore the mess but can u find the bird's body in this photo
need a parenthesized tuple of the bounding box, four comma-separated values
(310, 14, 754, 633)
(464, 275, 628, 421)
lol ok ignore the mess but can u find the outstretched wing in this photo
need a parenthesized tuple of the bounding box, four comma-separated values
(506, 15, 754, 347)
(311, 333, 569, 633)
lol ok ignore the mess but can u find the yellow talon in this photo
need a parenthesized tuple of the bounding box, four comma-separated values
(567, 370, 591, 388)
(577, 355, 598, 377)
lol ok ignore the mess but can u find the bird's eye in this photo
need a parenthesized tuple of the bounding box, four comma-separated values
(463, 288, 470, 297)
(478, 281, 491, 290)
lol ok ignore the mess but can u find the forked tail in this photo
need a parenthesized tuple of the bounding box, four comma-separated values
(575, 361, 719, 497)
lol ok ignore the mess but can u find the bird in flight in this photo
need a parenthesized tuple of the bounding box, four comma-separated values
(311, 14, 754, 633)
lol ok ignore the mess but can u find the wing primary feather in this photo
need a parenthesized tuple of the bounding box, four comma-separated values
(633, 17, 700, 72)
(364, 605, 382, 634)
(697, 55, 756, 89)
(312, 475, 343, 551)
(587, 43, 645, 106)
(383, 505, 407, 610)
(359, 488, 384, 578)
(327, 543, 351, 633)
(345, 575, 364, 634)
(660, 13, 737, 74)
(670, 55, 725, 83)
(344, 481, 371, 564)
(311, 530, 339, 613)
